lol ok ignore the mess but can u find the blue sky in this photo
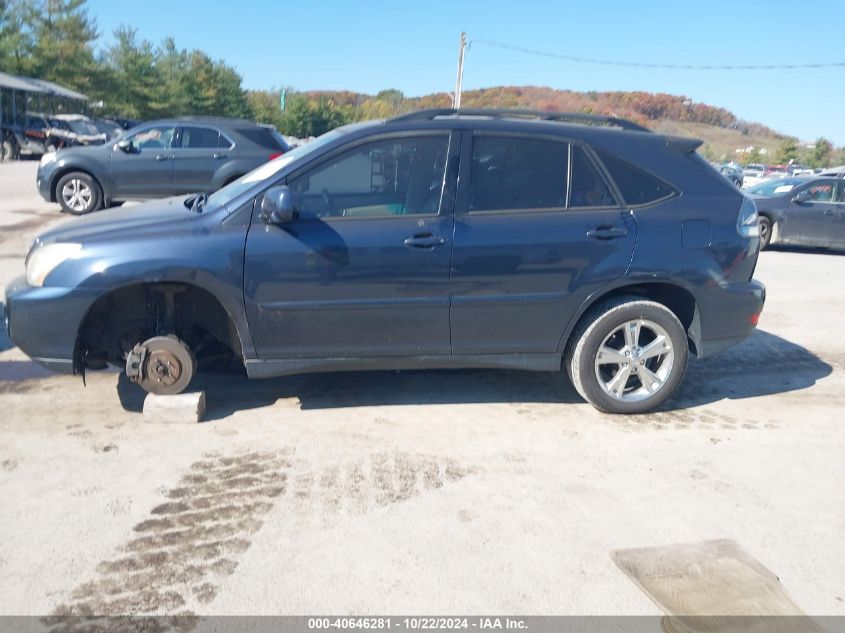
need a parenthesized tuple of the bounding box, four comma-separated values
(86, 0, 845, 145)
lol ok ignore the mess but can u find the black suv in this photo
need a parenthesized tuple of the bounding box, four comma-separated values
(36, 117, 289, 214)
(5, 109, 765, 413)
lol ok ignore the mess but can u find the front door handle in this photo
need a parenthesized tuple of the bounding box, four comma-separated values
(155, 154, 170, 161)
(404, 233, 448, 249)
(587, 226, 628, 240)
(824, 209, 835, 216)
(212, 152, 227, 159)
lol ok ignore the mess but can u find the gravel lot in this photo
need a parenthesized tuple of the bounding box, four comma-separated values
(0, 161, 843, 617)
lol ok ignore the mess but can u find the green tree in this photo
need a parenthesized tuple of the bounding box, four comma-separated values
(99, 26, 166, 119)
(28, 0, 100, 96)
(774, 138, 800, 165)
(808, 137, 834, 168)
(280, 95, 351, 137)
(0, 0, 35, 74)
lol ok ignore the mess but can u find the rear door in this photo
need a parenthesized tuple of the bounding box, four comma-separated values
(172, 125, 230, 194)
(109, 124, 175, 198)
(781, 180, 838, 246)
(450, 132, 637, 354)
(244, 130, 458, 359)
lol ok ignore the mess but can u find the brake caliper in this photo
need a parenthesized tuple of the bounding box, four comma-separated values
(125, 343, 148, 384)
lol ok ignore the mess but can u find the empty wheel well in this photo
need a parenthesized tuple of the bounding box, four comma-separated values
(75, 282, 243, 369)
(50, 168, 101, 203)
(566, 283, 699, 357)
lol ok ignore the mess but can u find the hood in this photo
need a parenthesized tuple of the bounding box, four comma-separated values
(32, 196, 199, 251)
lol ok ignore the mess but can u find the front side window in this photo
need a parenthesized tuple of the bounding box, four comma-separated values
(288, 135, 449, 218)
(803, 182, 834, 201)
(469, 136, 568, 212)
(570, 146, 618, 208)
(181, 126, 220, 149)
(595, 148, 674, 206)
(127, 125, 175, 150)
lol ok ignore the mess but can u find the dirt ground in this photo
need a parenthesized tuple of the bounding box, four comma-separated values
(0, 162, 843, 617)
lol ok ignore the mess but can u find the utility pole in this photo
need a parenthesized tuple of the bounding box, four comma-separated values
(453, 32, 467, 109)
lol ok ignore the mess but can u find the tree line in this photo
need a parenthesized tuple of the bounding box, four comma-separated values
(1, 0, 842, 164)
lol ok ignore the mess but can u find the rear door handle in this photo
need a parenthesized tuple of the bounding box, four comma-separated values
(587, 226, 628, 240)
(155, 154, 170, 161)
(824, 209, 835, 216)
(404, 233, 448, 249)
(213, 153, 227, 159)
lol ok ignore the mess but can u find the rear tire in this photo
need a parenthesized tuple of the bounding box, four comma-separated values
(56, 171, 103, 215)
(759, 216, 772, 249)
(567, 297, 688, 414)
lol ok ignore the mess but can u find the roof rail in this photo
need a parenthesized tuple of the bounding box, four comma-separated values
(389, 108, 651, 132)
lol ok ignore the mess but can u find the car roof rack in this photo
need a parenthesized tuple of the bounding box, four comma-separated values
(388, 108, 651, 132)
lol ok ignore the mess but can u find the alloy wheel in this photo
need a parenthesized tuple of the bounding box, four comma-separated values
(61, 179, 92, 213)
(593, 318, 675, 403)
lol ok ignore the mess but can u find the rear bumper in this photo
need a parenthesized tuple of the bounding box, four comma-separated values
(694, 279, 766, 358)
(4, 276, 101, 374)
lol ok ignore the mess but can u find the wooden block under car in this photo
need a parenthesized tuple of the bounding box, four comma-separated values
(143, 391, 206, 424)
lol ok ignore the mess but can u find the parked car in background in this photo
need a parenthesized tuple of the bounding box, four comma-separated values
(718, 161, 743, 187)
(36, 117, 289, 214)
(748, 175, 845, 249)
(7, 108, 765, 414)
(741, 163, 768, 189)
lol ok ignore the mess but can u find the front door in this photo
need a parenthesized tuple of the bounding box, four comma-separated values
(244, 131, 457, 359)
(109, 124, 175, 199)
(781, 180, 838, 247)
(450, 133, 638, 354)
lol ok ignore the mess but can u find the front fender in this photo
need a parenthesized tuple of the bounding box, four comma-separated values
(42, 224, 255, 359)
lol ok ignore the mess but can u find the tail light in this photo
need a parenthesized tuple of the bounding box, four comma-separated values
(737, 197, 760, 238)
(269, 152, 283, 161)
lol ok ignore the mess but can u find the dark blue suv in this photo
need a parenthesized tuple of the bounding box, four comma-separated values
(2, 109, 765, 413)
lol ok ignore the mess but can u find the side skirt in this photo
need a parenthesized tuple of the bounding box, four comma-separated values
(244, 353, 562, 379)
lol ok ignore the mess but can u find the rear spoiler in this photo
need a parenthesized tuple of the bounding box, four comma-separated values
(665, 136, 704, 155)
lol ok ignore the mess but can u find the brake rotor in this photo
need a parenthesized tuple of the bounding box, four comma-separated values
(128, 335, 196, 396)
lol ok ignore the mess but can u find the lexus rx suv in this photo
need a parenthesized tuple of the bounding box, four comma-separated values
(4, 109, 765, 414)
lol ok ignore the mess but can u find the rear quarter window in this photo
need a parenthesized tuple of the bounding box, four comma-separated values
(235, 127, 283, 151)
(595, 149, 675, 206)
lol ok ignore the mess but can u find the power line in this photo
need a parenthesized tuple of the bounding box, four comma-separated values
(472, 38, 845, 70)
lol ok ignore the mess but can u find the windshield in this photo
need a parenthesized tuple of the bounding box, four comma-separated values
(205, 129, 347, 210)
(747, 177, 806, 196)
(61, 119, 101, 135)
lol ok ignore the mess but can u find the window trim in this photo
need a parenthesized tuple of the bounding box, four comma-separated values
(282, 130, 454, 222)
(462, 131, 623, 216)
(173, 125, 236, 151)
(591, 147, 678, 209)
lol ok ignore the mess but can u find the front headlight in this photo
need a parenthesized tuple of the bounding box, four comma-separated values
(39, 152, 58, 167)
(26, 243, 82, 287)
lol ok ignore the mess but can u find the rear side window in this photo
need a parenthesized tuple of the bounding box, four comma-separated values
(236, 127, 283, 151)
(181, 126, 220, 149)
(570, 146, 618, 208)
(595, 149, 674, 206)
(469, 136, 568, 211)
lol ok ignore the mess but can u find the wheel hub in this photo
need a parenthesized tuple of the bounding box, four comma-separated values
(594, 318, 675, 403)
(125, 335, 196, 396)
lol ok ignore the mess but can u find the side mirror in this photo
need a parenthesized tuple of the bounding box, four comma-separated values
(260, 185, 296, 224)
(792, 189, 811, 204)
(115, 138, 136, 153)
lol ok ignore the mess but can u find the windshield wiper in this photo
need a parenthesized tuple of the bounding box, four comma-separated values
(186, 192, 208, 213)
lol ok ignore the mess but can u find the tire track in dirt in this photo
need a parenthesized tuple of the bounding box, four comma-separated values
(50, 451, 290, 619)
(46, 450, 478, 625)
